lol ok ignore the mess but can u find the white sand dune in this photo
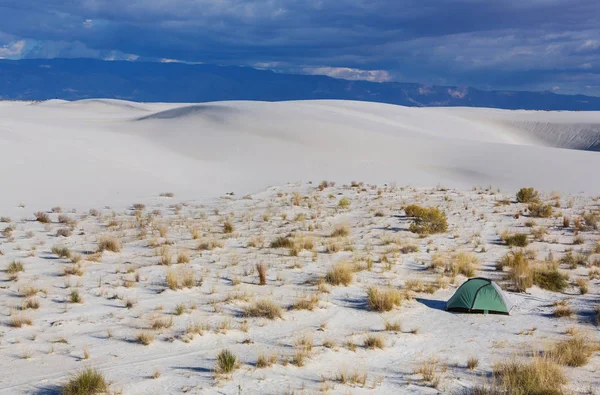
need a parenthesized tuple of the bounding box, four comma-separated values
(1, 99, 599, 216)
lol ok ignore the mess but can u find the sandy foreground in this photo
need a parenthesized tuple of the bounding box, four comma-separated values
(0, 100, 599, 394)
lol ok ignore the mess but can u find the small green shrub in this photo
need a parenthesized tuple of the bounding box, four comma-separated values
(516, 188, 540, 203)
(528, 203, 553, 218)
(216, 349, 238, 374)
(534, 267, 568, 292)
(63, 368, 108, 395)
(407, 206, 448, 235)
(502, 233, 529, 247)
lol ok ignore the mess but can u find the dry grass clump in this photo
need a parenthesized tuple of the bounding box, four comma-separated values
(34, 211, 51, 223)
(243, 299, 283, 319)
(52, 245, 72, 259)
(338, 196, 351, 209)
(491, 357, 566, 395)
(330, 224, 350, 237)
(363, 335, 385, 349)
(366, 287, 402, 311)
(256, 352, 277, 368)
(576, 278, 588, 294)
(547, 334, 599, 367)
(325, 262, 354, 286)
(256, 263, 267, 285)
(223, 218, 234, 234)
(97, 236, 121, 253)
(415, 358, 440, 387)
(216, 349, 239, 374)
(23, 297, 40, 310)
(62, 367, 108, 395)
(384, 320, 402, 332)
(449, 252, 479, 277)
(58, 214, 77, 226)
(9, 312, 33, 327)
(467, 357, 479, 370)
(165, 269, 198, 290)
(157, 246, 172, 265)
(552, 300, 572, 318)
(501, 232, 529, 247)
(7, 260, 24, 277)
(151, 316, 173, 330)
(335, 368, 368, 386)
(498, 250, 533, 292)
(56, 228, 73, 237)
(290, 294, 319, 311)
(528, 202, 553, 218)
(270, 236, 294, 248)
(63, 264, 84, 276)
(197, 238, 223, 250)
(136, 331, 155, 345)
(516, 187, 540, 203)
(177, 249, 190, 264)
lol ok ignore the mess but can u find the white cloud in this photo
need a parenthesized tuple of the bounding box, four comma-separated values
(0, 40, 26, 59)
(302, 67, 392, 82)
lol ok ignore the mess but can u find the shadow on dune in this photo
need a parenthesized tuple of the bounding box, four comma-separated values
(416, 298, 447, 311)
(135, 104, 238, 122)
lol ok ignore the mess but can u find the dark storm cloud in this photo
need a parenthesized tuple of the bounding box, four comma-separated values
(0, 0, 599, 94)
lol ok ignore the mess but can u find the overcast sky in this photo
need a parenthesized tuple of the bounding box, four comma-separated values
(1, 0, 599, 95)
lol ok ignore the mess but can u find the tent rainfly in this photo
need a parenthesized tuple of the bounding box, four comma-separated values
(446, 278, 512, 315)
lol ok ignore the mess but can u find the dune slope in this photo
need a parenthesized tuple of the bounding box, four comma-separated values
(1, 99, 599, 215)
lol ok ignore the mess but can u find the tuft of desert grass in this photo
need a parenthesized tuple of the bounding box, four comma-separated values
(216, 349, 239, 374)
(23, 297, 40, 310)
(366, 287, 402, 311)
(34, 211, 51, 223)
(97, 236, 121, 253)
(150, 316, 173, 330)
(7, 260, 24, 278)
(52, 246, 72, 259)
(256, 352, 277, 368)
(552, 300, 572, 318)
(384, 320, 402, 332)
(498, 250, 533, 292)
(62, 367, 108, 395)
(330, 224, 350, 238)
(325, 262, 354, 286)
(56, 228, 73, 237)
(547, 334, 599, 367)
(492, 356, 565, 395)
(363, 335, 385, 349)
(9, 312, 33, 327)
(69, 289, 83, 303)
(177, 250, 190, 264)
(576, 278, 588, 294)
(528, 202, 553, 218)
(244, 299, 282, 319)
(62, 264, 84, 276)
(501, 232, 529, 247)
(136, 331, 155, 345)
(467, 357, 479, 370)
(197, 238, 223, 251)
(290, 294, 319, 311)
(223, 218, 234, 234)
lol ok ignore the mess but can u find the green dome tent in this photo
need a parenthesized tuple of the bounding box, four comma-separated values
(446, 278, 512, 315)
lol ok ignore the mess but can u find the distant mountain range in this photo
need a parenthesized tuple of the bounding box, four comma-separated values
(1, 58, 600, 110)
